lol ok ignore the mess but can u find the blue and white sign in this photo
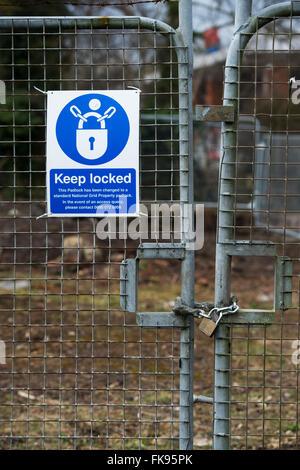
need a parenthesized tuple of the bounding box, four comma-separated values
(46, 90, 140, 216)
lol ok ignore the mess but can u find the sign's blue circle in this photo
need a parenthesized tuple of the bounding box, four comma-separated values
(56, 93, 130, 165)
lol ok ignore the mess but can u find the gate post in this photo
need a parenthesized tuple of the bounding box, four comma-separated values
(235, 0, 253, 30)
(178, 0, 195, 450)
(213, 0, 253, 451)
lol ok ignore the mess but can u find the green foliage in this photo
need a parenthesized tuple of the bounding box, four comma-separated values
(285, 423, 300, 433)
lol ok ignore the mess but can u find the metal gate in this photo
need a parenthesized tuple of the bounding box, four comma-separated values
(0, 2, 195, 450)
(214, 0, 300, 450)
(1, 0, 300, 452)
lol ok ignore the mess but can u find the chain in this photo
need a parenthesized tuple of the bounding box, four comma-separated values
(173, 296, 239, 325)
(70, 105, 88, 122)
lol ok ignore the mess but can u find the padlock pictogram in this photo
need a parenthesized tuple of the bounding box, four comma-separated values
(70, 101, 116, 160)
(76, 111, 108, 160)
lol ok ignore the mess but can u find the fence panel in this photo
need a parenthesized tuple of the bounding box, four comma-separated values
(0, 14, 194, 450)
(215, 1, 300, 450)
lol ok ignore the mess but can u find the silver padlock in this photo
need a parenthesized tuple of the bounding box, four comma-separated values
(76, 111, 108, 160)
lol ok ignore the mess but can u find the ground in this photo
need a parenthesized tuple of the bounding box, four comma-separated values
(0, 205, 298, 450)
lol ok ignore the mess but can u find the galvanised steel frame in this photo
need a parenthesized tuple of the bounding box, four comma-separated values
(214, 0, 300, 450)
(0, 0, 195, 450)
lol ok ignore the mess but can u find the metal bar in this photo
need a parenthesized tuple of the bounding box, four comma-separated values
(222, 241, 276, 257)
(0, 16, 177, 35)
(137, 243, 186, 259)
(234, 0, 253, 31)
(193, 395, 213, 405)
(214, 0, 300, 451)
(178, 0, 194, 451)
(136, 312, 190, 329)
(214, 0, 253, 452)
(214, 246, 232, 449)
(221, 309, 275, 325)
(120, 259, 138, 313)
(275, 257, 293, 311)
(195, 105, 234, 123)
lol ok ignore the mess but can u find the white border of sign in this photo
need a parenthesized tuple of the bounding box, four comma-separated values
(46, 89, 140, 217)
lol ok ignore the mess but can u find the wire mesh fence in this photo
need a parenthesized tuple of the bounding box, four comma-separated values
(217, 2, 300, 450)
(0, 16, 191, 450)
(1, 0, 300, 453)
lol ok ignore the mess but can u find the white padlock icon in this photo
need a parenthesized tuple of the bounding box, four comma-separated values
(76, 112, 107, 160)
(71, 104, 116, 160)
